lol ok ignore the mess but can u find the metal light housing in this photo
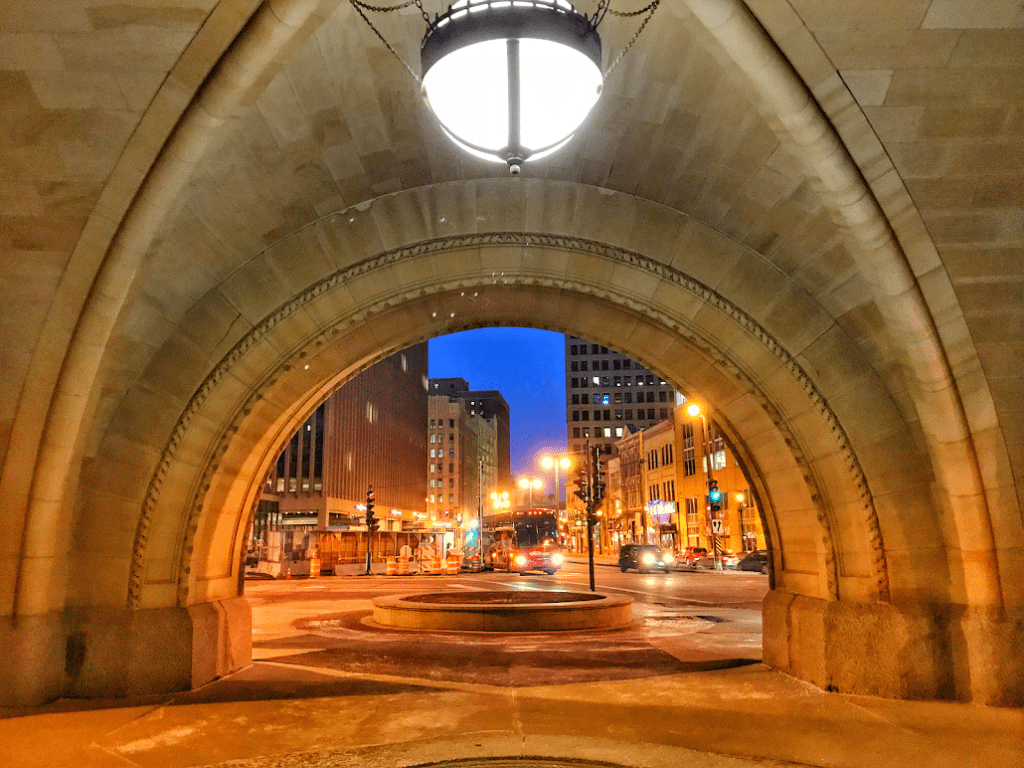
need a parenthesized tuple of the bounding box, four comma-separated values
(421, 0, 603, 173)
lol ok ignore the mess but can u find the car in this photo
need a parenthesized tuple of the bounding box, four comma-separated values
(721, 550, 741, 569)
(738, 549, 770, 573)
(680, 546, 708, 566)
(694, 551, 740, 569)
(618, 544, 675, 573)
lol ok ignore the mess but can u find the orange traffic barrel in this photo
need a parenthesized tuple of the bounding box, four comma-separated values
(385, 557, 397, 576)
(429, 556, 441, 575)
(309, 556, 320, 579)
(398, 557, 410, 575)
(446, 553, 460, 575)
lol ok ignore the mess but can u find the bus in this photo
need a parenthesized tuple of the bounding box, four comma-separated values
(482, 508, 565, 575)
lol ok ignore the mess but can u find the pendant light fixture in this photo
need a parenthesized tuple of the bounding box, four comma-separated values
(351, 1, 661, 174)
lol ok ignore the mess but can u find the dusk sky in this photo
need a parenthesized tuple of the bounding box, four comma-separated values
(428, 328, 567, 479)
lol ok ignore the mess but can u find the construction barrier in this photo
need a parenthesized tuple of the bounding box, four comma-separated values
(385, 557, 397, 576)
(427, 556, 442, 575)
(398, 557, 410, 575)
(446, 553, 460, 575)
(309, 556, 320, 579)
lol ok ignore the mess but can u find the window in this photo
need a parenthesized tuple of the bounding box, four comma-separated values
(624, 392, 632, 403)
(430, 463, 435, 473)
(592, 376, 600, 385)
(570, 344, 578, 355)
(615, 409, 623, 420)
(660, 408, 668, 420)
(601, 346, 608, 353)
(581, 394, 589, 404)
(429, 479, 435, 488)
(582, 411, 589, 421)
(571, 377, 578, 388)
(449, 433, 455, 441)
(449, 478, 454, 488)
(614, 392, 622, 404)
(615, 426, 623, 437)
(603, 427, 612, 438)
(623, 360, 631, 369)
(603, 409, 610, 420)
(647, 375, 655, 385)
(683, 421, 696, 476)
(430, 494, 435, 503)
(572, 394, 580, 405)
(449, 463, 454, 473)
(614, 376, 622, 387)
(449, 449, 454, 458)
(613, 359, 621, 370)
(593, 410, 602, 421)
(601, 376, 610, 386)
(625, 409, 633, 419)
(573, 427, 580, 438)
(572, 361, 579, 371)
(429, 449, 435, 458)
(429, 419, 435, 427)
(583, 428, 590, 438)
(448, 494, 454, 503)
(602, 360, 609, 370)
(648, 408, 655, 419)
(591, 344, 599, 354)
(646, 391, 655, 402)
(572, 410, 580, 421)
(449, 419, 455, 428)
(659, 391, 667, 402)
(601, 394, 610, 405)
(624, 376, 632, 386)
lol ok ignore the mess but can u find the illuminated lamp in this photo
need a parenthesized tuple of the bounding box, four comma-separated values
(421, 0, 602, 174)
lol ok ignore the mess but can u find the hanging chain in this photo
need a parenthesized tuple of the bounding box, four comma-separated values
(349, 0, 421, 82)
(606, 0, 659, 17)
(603, 0, 659, 78)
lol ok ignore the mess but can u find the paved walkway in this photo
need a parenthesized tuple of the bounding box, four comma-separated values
(1, 577, 1020, 768)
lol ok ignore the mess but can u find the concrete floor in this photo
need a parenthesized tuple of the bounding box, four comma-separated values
(1, 567, 1020, 768)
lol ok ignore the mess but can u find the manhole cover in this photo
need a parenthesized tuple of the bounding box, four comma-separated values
(415, 761, 628, 768)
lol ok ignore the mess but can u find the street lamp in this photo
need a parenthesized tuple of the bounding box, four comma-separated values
(540, 454, 572, 520)
(684, 400, 722, 571)
(490, 490, 511, 512)
(518, 476, 543, 507)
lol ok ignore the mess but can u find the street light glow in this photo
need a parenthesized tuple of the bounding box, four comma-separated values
(685, 402, 704, 419)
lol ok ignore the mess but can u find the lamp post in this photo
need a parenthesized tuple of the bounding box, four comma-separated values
(518, 476, 543, 508)
(685, 401, 721, 571)
(540, 454, 572, 519)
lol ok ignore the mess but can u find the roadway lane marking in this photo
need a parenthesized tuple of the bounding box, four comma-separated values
(535, 577, 723, 607)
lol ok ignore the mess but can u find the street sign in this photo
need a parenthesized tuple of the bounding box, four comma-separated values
(711, 519, 724, 534)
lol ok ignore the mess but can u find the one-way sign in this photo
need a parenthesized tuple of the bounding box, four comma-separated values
(711, 519, 724, 534)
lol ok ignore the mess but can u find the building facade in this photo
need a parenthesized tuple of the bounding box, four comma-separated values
(430, 377, 511, 487)
(564, 335, 679, 460)
(603, 404, 767, 555)
(428, 387, 499, 525)
(260, 343, 429, 530)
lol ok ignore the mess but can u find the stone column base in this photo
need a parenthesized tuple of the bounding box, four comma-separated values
(763, 591, 1023, 705)
(0, 596, 251, 707)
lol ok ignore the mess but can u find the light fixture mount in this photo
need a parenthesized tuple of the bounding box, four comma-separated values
(351, 0, 661, 173)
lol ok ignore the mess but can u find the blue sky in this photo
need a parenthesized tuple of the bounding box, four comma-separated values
(428, 328, 567, 478)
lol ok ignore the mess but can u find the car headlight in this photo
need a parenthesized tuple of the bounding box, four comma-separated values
(515, 554, 528, 566)
(551, 553, 564, 566)
(663, 553, 675, 563)
(642, 552, 656, 565)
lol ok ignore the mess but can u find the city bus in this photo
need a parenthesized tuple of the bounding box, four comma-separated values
(482, 508, 565, 575)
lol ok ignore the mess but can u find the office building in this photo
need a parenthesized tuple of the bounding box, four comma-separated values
(429, 378, 511, 487)
(428, 387, 499, 523)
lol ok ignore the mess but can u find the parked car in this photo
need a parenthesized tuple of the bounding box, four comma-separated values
(694, 551, 741, 569)
(618, 544, 674, 573)
(738, 549, 770, 573)
(680, 546, 708, 566)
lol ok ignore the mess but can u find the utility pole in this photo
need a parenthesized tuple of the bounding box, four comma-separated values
(588, 444, 606, 593)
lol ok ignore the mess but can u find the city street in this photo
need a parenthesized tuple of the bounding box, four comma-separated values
(244, 561, 769, 688)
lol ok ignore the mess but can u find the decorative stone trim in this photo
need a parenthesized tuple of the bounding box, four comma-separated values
(128, 231, 888, 608)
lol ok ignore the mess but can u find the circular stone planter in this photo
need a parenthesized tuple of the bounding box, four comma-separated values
(372, 590, 634, 632)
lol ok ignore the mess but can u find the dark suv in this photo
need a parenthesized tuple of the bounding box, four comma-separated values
(618, 544, 674, 573)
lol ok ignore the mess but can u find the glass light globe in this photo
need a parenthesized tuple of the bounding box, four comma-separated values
(421, 1, 603, 172)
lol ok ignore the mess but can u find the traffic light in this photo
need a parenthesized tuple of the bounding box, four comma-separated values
(591, 446, 606, 506)
(365, 486, 378, 530)
(573, 464, 589, 503)
(708, 478, 721, 512)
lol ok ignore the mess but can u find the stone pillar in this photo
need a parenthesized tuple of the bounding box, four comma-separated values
(763, 590, 1024, 706)
(0, 596, 251, 706)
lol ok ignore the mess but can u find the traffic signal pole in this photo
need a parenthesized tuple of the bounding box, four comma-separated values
(586, 441, 595, 592)
(364, 485, 376, 575)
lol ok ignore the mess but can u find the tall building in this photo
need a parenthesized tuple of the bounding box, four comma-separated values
(429, 377, 511, 487)
(428, 386, 499, 523)
(564, 335, 679, 460)
(260, 344, 429, 530)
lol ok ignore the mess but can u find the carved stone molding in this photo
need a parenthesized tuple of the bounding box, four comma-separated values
(127, 231, 888, 608)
